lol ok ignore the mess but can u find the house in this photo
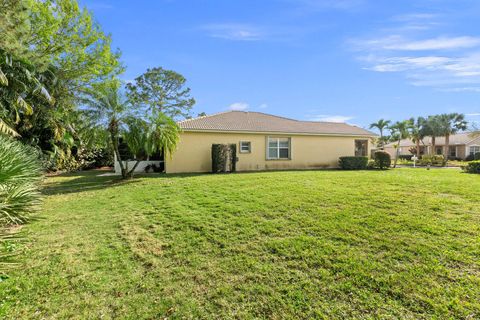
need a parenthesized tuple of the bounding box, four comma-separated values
(161, 111, 376, 173)
(383, 132, 480, 160)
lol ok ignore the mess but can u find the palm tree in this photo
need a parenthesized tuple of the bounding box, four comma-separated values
(369, 119, 391, 149)
(389, 120, 410, 168)
(82, 81, 180, 179)
(0, 49, 54, 137)
(437, 113, 468, 161)
(409, 117, 426, 157)
(422, 115, 443, 155)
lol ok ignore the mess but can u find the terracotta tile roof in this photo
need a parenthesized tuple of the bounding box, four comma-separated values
(178, 111, 376, 136)
(385, 132, 480, 147)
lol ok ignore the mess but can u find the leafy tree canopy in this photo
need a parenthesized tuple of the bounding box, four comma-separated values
(126, 67, 195, 119)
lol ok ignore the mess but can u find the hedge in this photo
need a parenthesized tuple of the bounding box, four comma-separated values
(463, 160, 480, 174)
(418, 155, 446, 166)
(339, 156, 368, 170)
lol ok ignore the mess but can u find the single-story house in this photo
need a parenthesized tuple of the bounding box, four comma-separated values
(383, 132, 480, 160)
(159, 111, 376, 173)
(115, 111, 376, 174)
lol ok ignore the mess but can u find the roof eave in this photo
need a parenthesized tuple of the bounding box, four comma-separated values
(180, 128, 377, 137)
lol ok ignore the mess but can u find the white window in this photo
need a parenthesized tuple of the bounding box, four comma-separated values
(239, 141, 251, 153)
(470, 146, 480, 155)
(267, 137, 290, 160)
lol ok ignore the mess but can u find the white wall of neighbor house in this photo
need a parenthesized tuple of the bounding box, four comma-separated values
(165, 131, 372, 173)
(114, 154, 163, 174)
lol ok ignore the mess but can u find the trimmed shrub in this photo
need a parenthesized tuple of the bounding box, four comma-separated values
(418, 155, 446, 166)
(374, 151, 391, 169)
(339, 156, 368, 170)
(463, 160, 480, 174)
(398, 154, 413, 161)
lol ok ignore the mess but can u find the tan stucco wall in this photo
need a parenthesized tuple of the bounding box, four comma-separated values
(165, 131, 371, 173)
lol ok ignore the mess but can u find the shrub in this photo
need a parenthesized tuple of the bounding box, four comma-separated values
(339, 156, 368, 170)
(374, 151, 391, 169)
(366, 160, 375, 170)
(0, 136, 43, 225)
(465, 152, 480, 161)
(463, 160, 480, 174)
(398, 154, 413, 161)
(418, 155, 446, 166)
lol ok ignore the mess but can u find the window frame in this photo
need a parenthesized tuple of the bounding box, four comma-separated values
(469, 145, 480, 155)
(449, 146, 457, 157)
(266, 136, 291, 160)
(239, 141, 251, 154)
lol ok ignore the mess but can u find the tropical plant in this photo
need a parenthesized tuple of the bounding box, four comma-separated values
(389, 120, 411, 168)
(437, 113, 468, 161)
(0, 49, 55, 136)
(409, 117, 426, 157)
(0, 135, 42, 225)
(422, 115, 444, 155)
(1, 0, 123, 171)
(82, 81, 181, 179)
(369, 119, 391, 149)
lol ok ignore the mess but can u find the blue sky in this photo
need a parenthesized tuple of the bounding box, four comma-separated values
(80, 0, 480, 130)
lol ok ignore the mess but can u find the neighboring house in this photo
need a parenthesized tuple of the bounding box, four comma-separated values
(383, 132, 480, 160)
(160, 111, 376, 173)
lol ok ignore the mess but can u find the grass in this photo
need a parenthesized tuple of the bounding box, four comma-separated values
(1, 169, 479, 319)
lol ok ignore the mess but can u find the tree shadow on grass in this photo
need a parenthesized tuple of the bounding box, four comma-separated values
(41, 170, 208, 196)
(41, 170, 133, 196)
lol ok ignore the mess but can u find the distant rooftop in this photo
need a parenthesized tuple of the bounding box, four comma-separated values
(179, 111, 376, 136)
(385, 131, 480, 147)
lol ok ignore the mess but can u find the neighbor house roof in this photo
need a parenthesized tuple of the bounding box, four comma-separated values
(178, 111, 376, 136)
(385, 132, 480, 147)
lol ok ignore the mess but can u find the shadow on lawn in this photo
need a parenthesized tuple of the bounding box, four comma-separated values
(41, 170, 206, 196)
(41, 170, 131, 195)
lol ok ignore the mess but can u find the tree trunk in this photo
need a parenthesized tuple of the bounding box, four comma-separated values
(379, 130, 384, 150)
(430, 136, 436, 155)
(416, 139, 420, 157)
(444, 133, 450, 164)
(393, 139, 401, 168)
(110, 129, 128, 179)
(126, 160, 142, 179)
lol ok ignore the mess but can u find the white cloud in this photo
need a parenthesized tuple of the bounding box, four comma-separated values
(350, 12, 480, 90)
(258, 103, 268, 109)
(466, 113, 480, 116)
(357, 36, 480, 52)
(310, 115, 354, 122)
(203, 24, 263, 41)
(228, 102, 249, 111)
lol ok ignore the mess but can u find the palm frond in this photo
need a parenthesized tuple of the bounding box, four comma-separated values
(0, 119, 19, 137)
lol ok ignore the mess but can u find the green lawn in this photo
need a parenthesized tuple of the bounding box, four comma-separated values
(1, 169, 479, 319)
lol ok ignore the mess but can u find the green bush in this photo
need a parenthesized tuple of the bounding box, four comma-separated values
(339, 156, 368, 170)
(398, 154, 413, 161)
(418, 155, 446, 166)
(374, 151, 391, 169)
(0, 136, 43, 225)
(463, 160, 480, 174)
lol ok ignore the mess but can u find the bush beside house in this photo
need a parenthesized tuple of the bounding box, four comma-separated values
(463, 161, 480, 174)
(419, 155, 446, 166)
(339, 156, 368, 170)
(373, 151, 391, 169)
